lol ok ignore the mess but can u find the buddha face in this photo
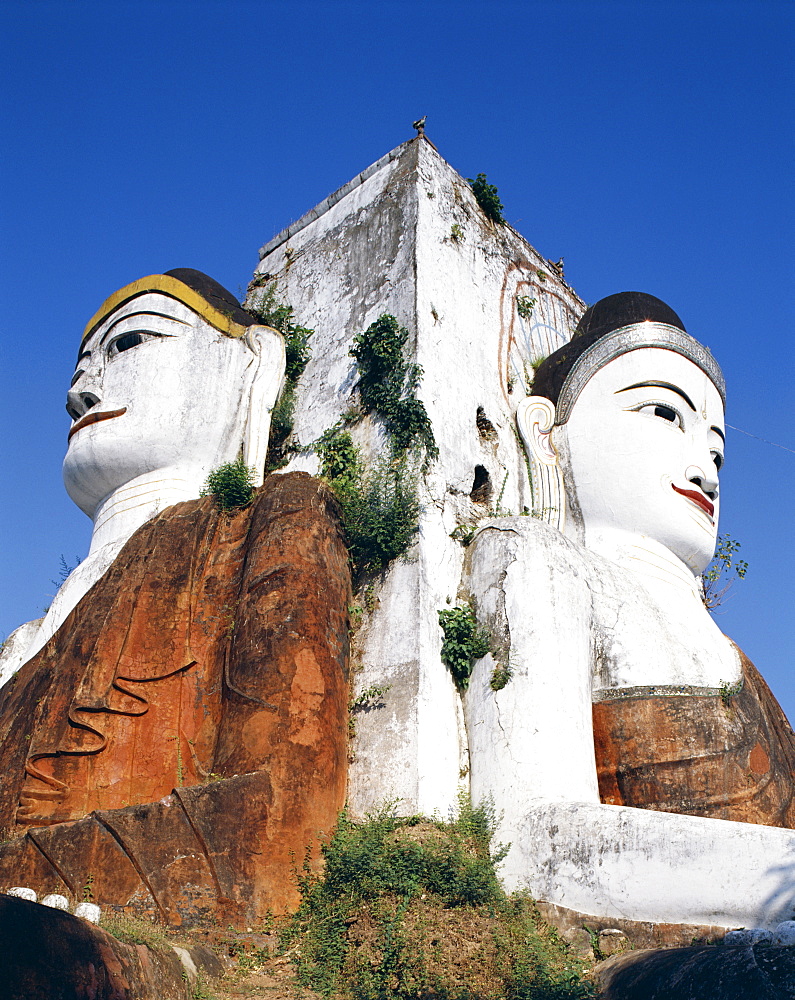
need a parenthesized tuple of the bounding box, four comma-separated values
(63, 292, 270, 518)
(553, 346, 725, 575)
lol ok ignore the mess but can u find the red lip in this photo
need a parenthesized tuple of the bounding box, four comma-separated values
(671, 483, 714, 518)
(68, 407, 127, 441)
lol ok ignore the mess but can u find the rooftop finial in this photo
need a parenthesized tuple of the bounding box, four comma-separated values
(412, 115, 427, 136)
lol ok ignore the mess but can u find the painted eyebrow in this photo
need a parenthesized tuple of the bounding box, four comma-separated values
(711, 426, 725, 444)
(615, 381, 696, 412)
(97, 310, 190, 346)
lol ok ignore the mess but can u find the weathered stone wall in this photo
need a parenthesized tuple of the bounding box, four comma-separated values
(248, 136, 584, 817)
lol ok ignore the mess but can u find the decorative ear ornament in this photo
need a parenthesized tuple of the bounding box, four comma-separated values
(516, 396, 565, 530)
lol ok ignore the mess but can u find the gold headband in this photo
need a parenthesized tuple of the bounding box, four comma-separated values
(81, 274, 251, 350)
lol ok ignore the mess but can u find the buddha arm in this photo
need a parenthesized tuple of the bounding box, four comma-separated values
(465, 518, 795, 929)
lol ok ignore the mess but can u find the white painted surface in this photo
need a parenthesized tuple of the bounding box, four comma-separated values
(74, 901, 102, 924)
(249, 137, 584, 817)
(41, 893, 69, 910)
(6, 887, 36, 902)
(1, 291, 285, 683)
(463, 332, 788, 929)
(511, 800, 795, 929)
(0, 619, 43, 689)
(172, 945, 198, 981)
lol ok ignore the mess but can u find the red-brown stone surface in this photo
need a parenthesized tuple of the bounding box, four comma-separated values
(0, 894, 222, 1000)
(593, 653, 795, 826)
(0, 472, 351, 924)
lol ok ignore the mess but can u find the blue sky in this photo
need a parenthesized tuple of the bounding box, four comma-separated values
(2, 1, 793, 715)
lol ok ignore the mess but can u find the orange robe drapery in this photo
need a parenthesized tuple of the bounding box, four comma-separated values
(593, 655, 795, 827)
(0, 472, 351, 922)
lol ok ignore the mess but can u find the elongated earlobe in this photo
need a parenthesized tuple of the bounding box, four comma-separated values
(517, 397, 558, 466)
(516, 396, 565, 530)
(242, 325, 286, 485)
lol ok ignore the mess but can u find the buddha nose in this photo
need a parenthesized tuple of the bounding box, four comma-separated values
(66, 387, 101, 422)
(686, 464, 718, 502)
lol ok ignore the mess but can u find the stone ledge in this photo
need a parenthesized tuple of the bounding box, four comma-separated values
(535, 900, 726, 950)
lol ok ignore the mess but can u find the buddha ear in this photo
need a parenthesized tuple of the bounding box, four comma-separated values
(516, 396, 558, 467)
(241, 325, 286, 486)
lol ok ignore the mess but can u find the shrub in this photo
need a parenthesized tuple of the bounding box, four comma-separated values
(468, 172, 506, 224)
(702, 534, 748, 610)
(438, 604, 492, 691)
(201, 459, 256, 512)
(317, 426, 420, 580)
(288, 797, 596, 999)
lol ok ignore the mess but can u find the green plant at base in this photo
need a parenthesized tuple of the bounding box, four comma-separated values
(82, 874, 94, 902)
(317, 426, 420, 579)
(450, 222, 465, 244)
(287, 796, 595, 1000)
(247, 282, 314, 469)
(350, 314, 437, 460)
(702, 534, 748, 610)
(201, 459, 256, 512)
(468, 172, 506, 224)
(438, 604, 492, 691)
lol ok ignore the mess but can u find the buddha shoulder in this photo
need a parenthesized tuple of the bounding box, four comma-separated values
(465, 515, 600, 594)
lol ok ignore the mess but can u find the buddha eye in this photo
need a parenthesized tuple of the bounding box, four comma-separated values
(633, 402, 684, 429)
(107, 331, 152, 357)
(70, 368, 85, 387)
(653, 404, 678, 424)
(711, 451, 724, 472)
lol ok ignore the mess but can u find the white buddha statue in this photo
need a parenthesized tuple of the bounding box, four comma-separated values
(0, 272, 350, 923)
(464, 292, 795, 930)
(0, 269, 285, 684)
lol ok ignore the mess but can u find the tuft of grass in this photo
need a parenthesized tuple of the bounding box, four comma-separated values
(100, 911, 171, 951)
(201, 459, 256, 512)
(490, 662, 513, 691)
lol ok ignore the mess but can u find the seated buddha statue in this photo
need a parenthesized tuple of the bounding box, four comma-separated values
(464, 292, 795, 930)
(0, 270, 351, 923)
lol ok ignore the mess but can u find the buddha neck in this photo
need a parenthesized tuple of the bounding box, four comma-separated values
(579, 525, 705, 608)
(88, 468, 206, 555)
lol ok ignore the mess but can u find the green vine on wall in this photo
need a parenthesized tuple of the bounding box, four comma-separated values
(247, 281, 314, 469)
(350, 314, 437, 460)
(316, 313, 438, 579)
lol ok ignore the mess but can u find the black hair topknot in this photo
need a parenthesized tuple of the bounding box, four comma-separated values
(532, 292, 687, 406)
(164, 268, 258, 329)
